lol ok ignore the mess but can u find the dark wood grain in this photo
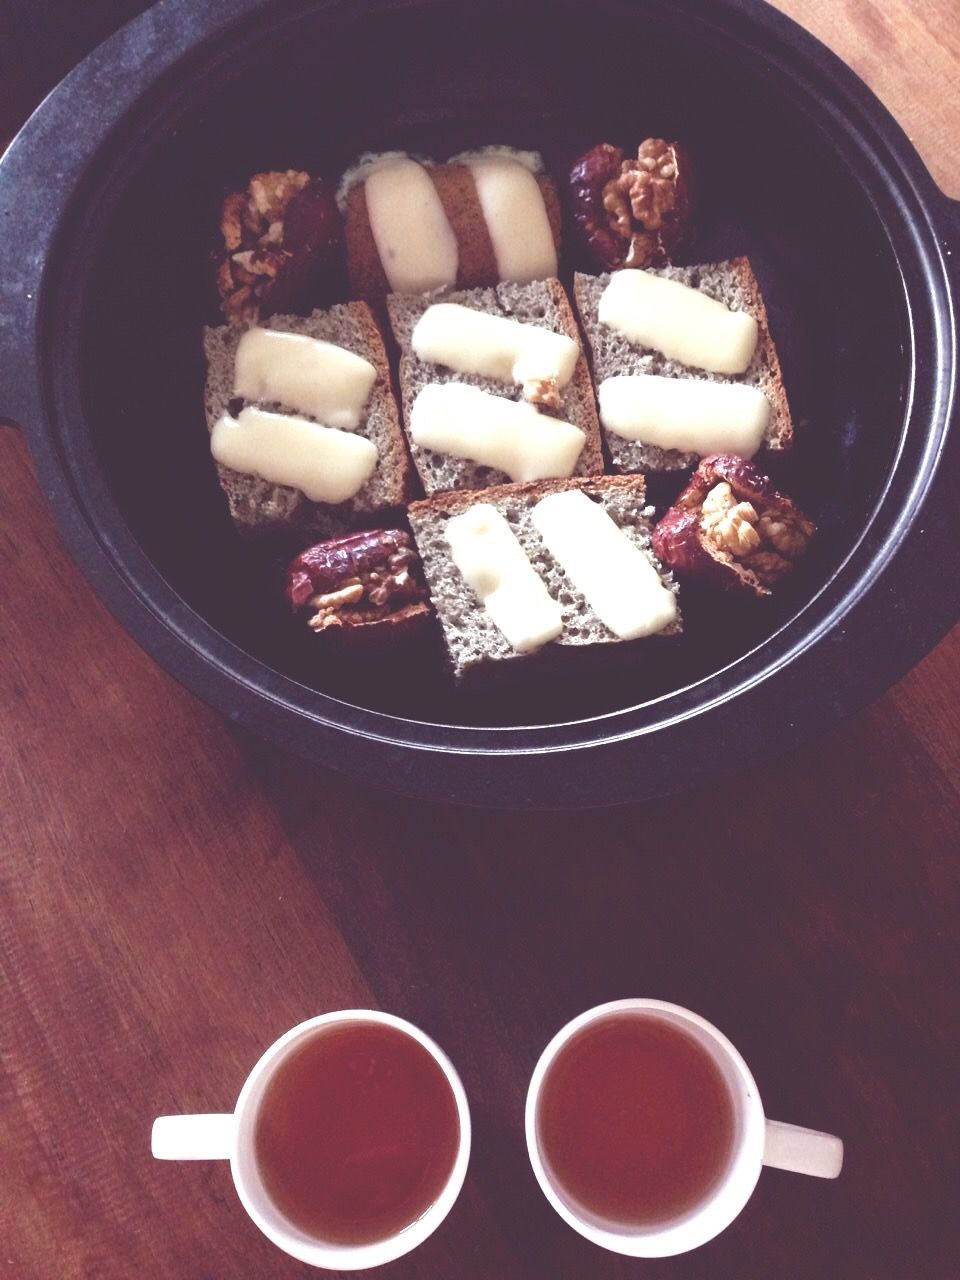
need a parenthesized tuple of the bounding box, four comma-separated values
(1, 3, 958, 1278)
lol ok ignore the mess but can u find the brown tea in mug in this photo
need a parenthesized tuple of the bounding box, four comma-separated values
(254, 1022, 460, 1245)
(537, 1014, 736, 1226)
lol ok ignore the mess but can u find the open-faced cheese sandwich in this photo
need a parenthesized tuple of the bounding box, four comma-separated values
(407, 475, 680, 681)
(574, 258, 793, 473)
(204, 303, 413, 540)
(387, 279, 603, 495)
(340, 147, 562, 300)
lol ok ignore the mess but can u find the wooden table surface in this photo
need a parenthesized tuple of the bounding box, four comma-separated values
(2, 2, 958, 1277)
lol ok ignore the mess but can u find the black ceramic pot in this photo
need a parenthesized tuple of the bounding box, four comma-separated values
(1, 0, 957, 807)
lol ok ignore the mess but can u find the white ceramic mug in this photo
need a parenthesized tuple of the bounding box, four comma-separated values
(525, 999, 843, 1258)
(151, 1011, 471, 1271)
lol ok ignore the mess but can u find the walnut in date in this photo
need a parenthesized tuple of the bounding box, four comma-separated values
(652, 454, 815, 597)
(569, 139, 692, 271)
(217, 171, 343, 322)
(286, 529, 431, 637)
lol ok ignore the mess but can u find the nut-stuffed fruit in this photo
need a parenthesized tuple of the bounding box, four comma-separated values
(287, 529, 432, 644)
(218, 171, 343, 322)
(569, 139, 692, 271)
(652, 454, 815, 597)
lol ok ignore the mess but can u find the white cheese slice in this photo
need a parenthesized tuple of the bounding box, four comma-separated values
(598, 269, 759, 375)
(531, 489, 678, 640)
(336, 149, 411, 211)
(210, 407, 377, 504)
(364, 158, 458, 293)
(410, 383, 585, 482)
(445, 503, 562, 652)
(234, 329, 377, 430)
(598, 374, 770, 457)
(464, 156, 557, 282)
(411, 304, 579, 390)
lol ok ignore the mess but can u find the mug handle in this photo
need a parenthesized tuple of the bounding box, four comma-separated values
(763, 1119, 843, 1178)
(151, 1114, 235, 1161)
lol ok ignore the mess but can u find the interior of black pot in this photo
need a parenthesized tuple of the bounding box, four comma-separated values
(74, 0, 908, 728)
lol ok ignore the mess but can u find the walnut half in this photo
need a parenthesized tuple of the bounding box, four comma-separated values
(602, 139, 689, 269)
(522, 375, 563, 412)
(700, 482, 762, 558)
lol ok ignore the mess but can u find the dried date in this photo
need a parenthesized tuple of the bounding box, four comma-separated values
(569, 138, 692, 271)
(652, 454, 815, 597)
(286, 530, 431, 640)
(217, 172, 343, 322)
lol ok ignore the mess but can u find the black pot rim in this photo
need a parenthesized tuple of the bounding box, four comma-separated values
(1, 0, 958, 807)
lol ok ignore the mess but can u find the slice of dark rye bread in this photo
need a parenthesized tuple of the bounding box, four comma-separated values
(387, 279, 604, 495)
(407, 475, 680, 680)
(345, 164, 561, 301)
(203, 303, 414, 540)
(574, 258, 794, 474)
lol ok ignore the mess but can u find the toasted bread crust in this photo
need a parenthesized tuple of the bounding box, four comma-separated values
(431, 165, 498, 287)
(345, 184, 392, 302)
(408, 471, 647, 520)
(347, 301, 417, 507)
(726, 257, 793, 450)
(538, 175, 562, 261)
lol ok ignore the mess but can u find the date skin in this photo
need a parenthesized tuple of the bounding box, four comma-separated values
(651, 506, 725, 582)
(672, 453, 779, 513)
(569, 142, 625, 271)
(259, 178, 344, 317)
(287, 529, 417, 609)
